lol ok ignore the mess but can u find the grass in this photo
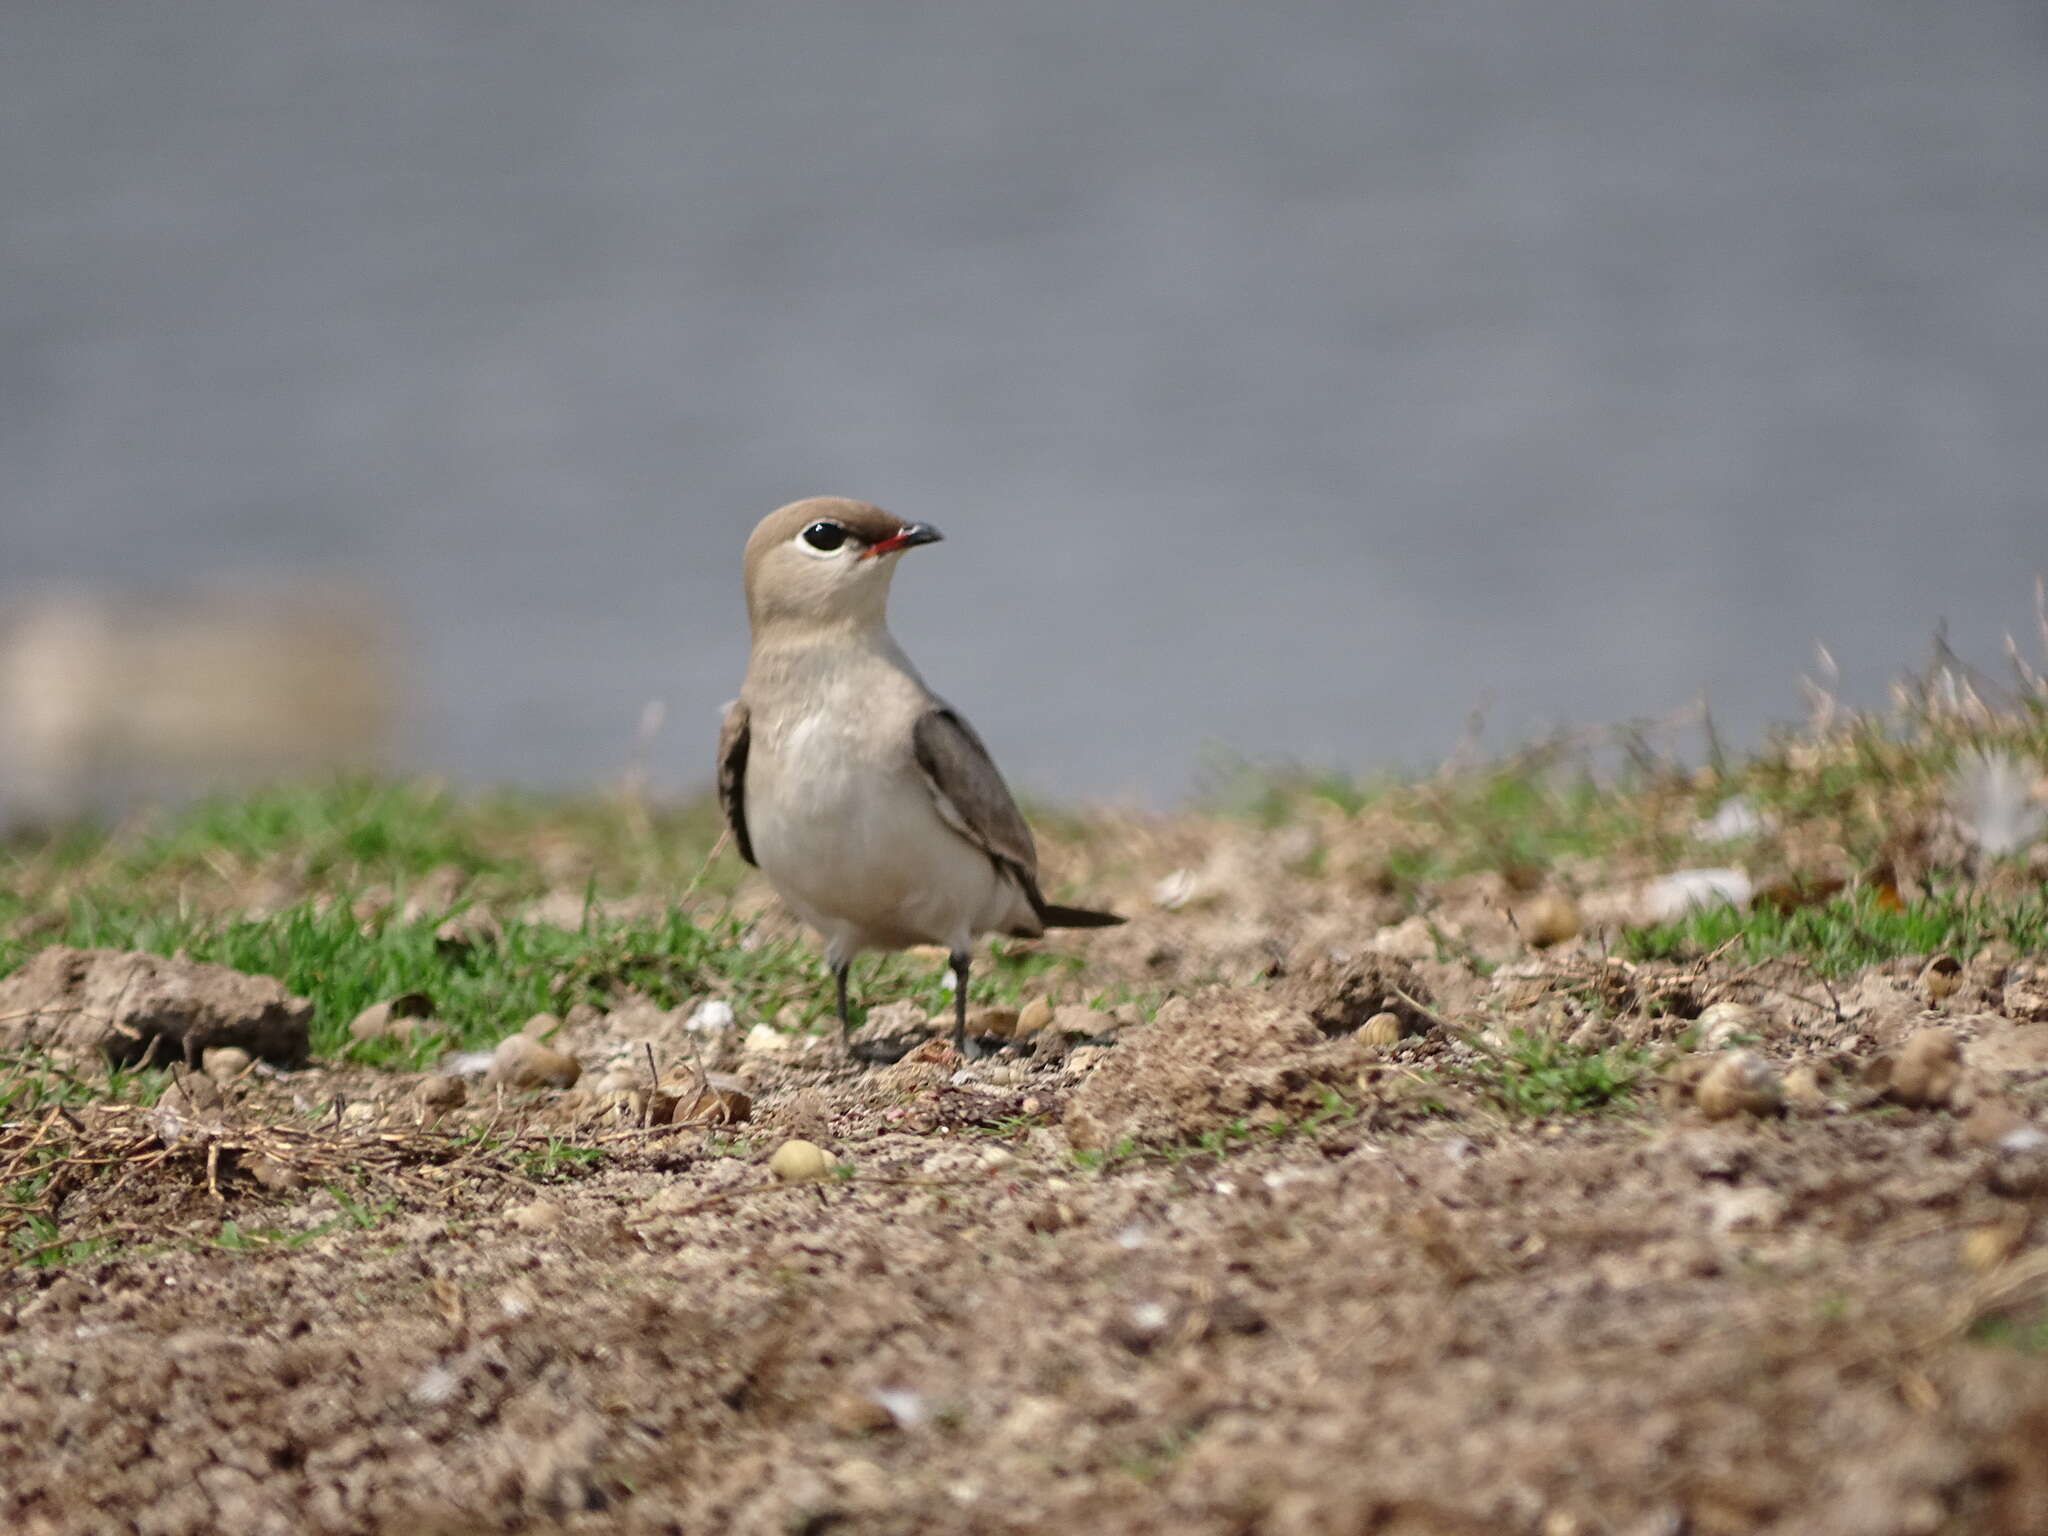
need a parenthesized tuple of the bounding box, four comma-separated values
(0, 890, 1101, 1062)
(1968, 1311, 2048, 1355)
(1624, 886, 2048, 976)
(1070, 1088, 1360, 1168)
(1472, 1032, 1646, 1119)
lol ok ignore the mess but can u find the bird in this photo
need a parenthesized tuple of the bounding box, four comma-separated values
(717, 496, 1123, 1058)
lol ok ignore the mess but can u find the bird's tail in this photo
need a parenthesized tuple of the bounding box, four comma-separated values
(1037, 902, 1125, 929)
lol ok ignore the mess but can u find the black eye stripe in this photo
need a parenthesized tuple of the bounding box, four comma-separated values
(801, 520, 849, 552)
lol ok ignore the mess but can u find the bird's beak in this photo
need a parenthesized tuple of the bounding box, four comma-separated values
(861, 522, 944, 560)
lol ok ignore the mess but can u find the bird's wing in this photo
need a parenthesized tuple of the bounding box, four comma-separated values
(716, 699, 756, 866)
(911, 707, 1041, 895)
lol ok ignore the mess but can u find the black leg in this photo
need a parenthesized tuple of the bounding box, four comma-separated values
(832, 959, 853, 1043)
(950, 949, 975, 1059)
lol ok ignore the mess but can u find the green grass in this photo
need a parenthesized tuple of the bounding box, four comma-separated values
(1, 777, 734, 903)
(1069, 1088, 1360, 1167)
(0, 894, 1099, 1062)
(1968, 1311, 2048, 1355)
(1624, 886, 2048, 976)
(512, 1138, 607, 1182)
(1471, 1032, 1646, 1119)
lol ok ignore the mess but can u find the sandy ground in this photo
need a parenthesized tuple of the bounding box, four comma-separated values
(6, 803, 2048, 1536)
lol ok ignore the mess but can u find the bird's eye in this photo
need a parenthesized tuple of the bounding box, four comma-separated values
(800, 520, 849, 553)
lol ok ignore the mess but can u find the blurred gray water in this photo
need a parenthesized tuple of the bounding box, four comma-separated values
(3, 0, 2045, 805)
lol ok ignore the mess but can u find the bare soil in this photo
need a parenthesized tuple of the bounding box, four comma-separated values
(6, 813, 2048, 1536)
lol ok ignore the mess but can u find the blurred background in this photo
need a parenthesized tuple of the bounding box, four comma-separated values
(3, 0, 2044, 816)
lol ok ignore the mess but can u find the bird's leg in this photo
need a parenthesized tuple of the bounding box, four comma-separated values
(950, 949, 977, 1059)
(831, 957, 853, 1045)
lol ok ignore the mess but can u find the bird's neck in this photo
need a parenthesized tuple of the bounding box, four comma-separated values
(745, 620, 921, 708)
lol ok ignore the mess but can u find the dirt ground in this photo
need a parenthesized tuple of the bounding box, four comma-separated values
(6, 802, 2048, 1536)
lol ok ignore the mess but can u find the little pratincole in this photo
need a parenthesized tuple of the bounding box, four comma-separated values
(717, 497, 1124, 1057)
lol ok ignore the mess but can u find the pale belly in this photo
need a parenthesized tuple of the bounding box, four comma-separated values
(748, 719, 1026, 954)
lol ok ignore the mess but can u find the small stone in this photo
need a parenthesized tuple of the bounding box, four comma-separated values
(1204, 1293, 1268, 1336)
(1695, 1050, 1782, 1121)
(1519, 891, 1581, 949)
(968, 1006, 1020, 1040)
(520, 1011, 562, 1040)
(1065, 1045, 1113, 1074)
(1986, 1127, 2048, 1198)
(1356, 1012, 1403, 1048)
(826, 1393, 899, 1436)
(1697, 1001, 1764, 1049)
(1107, 1300, 1176, 1354)
(243, 1153, 303, 1192)
(1014, 997, 1055, 1036)
(507, 1199, 565, 1232)
(628, 1088, 680, 1125)
(340, 1100, 380, 1128)
(1781, 1062, 1827, 1108)
(1961, 1219, 2025, 1273)
(161, 1073, 225, 1116)
(687, 999, 736, 1031)
(1920, 954, 1963, 1004)
(434, 907, 502, 951)
(348, 993, 435, 1043)
(485, 1034, 582, 1091)
(745, 1023, 794, 1054)
(416, 1074, 467, 1112)
(1963, 1096, 2028, 1148)
(1968, 941, 2017, 991)
(201, 1047, 253, 1084)
(769, 1139, 834, 1182)
(1050, 1005, 1119, 1041)
(1705, 1185, 1786, 1232)
(1889, 1027, 1962, 1109)
(678, 1080, 752, 1125)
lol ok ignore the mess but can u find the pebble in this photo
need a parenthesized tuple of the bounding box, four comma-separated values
(1519, 891, 1581, 949)
(1014, 997, 1054, 1036)
(348, 993, 435, 1043)
(201, 1047, 253, 1084)
(244, 1153, 303, 1192)
(968, 1006, 1020, 1040)
(769, 1139, 834, 1182)
(1986, 1126, 2048, 1198)
(1696, 1001, 1763, 1049)
(415, 1074, 467, 1112)
(1107, 1300, 1175, 1354)
(827, 1393, 899, 1435)
(506, 1199, 565, 1232)
(1920, 954, 1963, 1004)
(1356, 1011, 1403, 1048)
(520, 1011, 563, 1039)
(1050, 1005, 1119, 1041)
(745, 1023, 794, 1054)
(1781, 1062, 1827, 1108)
(1961, 1220, 2023, 1273)
(1962, 1096, 2029, 1148)
(1889, 1027, 1961, 1109)
(1065, 1045, 1113, 1074)
(485, 1033, 582, 1091)
(629, 1088, 680, 1125)
(679, 1081, 752, 1125)
(1695, 1050, 1782, 1121)
(688, 999, 736, 1031)
(161, 1074, 225, 1115)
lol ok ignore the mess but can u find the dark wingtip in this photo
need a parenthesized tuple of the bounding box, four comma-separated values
(1037, 903, 1126, 929)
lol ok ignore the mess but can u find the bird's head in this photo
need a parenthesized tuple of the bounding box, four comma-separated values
(742, 497, 943, 632)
